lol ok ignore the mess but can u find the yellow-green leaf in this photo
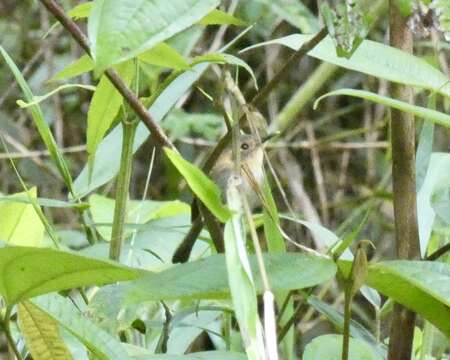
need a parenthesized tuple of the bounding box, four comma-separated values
(138, 43, 190, 70)
(49, 55, 94, 82)
(164, 147, 231, 222)
(18, 301, 73, 360)
(199, 9, 247, 26)
(0, 187, 44, 247)
(87, 60, 134, 169)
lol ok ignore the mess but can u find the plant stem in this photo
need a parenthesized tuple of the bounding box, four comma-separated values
(109, 118, 137, 261)
(272, 63, 338, 133)
(387, 2, 421, 360)
(2, 307, 23, 360)
(342, 287, 352, 360)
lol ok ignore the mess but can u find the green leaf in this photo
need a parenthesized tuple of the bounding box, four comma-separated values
(16, 84, 95, 108)
(303, 334, 382, 360)
(0, 247, 139, 305)
(121, 253, 336, 303)
(0, 188, 44, 247)
(138, 43, 190, 70)
(89, 193, 190, 241)
(88, 0, 220, 72)
(0, 196, 89, 209)
(194, 53, 258, 89)
(87, 60, 135, 166)
(365, 261, 450, 337)
(307, 297, 386, 359)
(417, 153, 450, 255)
(18, 301, 73, 360)
(224, 180, 265, 359)
(0, 46, 74, 192)
(33, 294, 132, 360)
(416, 119, 435, 192)
(242, 34, 450, 98)
(314, 89, 450, 128)
(49, 55, 94, 82)
(199, 9, 247, 26)
(253, 0, 319, 33)
(67, 2, 93, 19)
(163, 147, 231, 223)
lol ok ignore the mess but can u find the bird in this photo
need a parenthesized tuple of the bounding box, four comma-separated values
(172, 133, 268, 263)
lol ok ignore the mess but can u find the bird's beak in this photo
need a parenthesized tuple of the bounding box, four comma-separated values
(261, 132, 279, 145)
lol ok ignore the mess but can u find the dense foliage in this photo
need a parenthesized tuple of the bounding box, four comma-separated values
(0, 0, 449, 359)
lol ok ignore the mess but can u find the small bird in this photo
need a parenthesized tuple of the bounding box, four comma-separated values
(172, 133, 269, 263)
(211, 133, 265, 203)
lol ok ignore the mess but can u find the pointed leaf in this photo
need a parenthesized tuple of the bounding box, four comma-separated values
(18, 301, 73, 360)
(199, 9, 247, 26)
(366, 260, 450, 337)
(314, 89, 450, 128)
(0, 188, 44, 247)
(87, 60, 134, 163)
(49, 55, 94, 82)
(0, 247, 139, 304)
(88, 0, 220, 72)
(138, 43, 190, 70)
(33, 294, 131, 360)
(121, 253, 336, 303)
(163, 147, 231, 222)
(242, 34, 450, 98)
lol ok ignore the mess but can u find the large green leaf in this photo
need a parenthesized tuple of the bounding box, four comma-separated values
(18, 301, 73, 360)
(122, 253, 336, 303)
(88, 0, 220, 72)
(314, 89, 450, 128)
(89, 193, 189, 241)
(33, 294, 131, 360)
(365, 261, 450, 337)
(243, 34, 450, 98)
(87, 60, 135, 166)
(0, 247, 139, 305)
(164, 147, 231, 223)
(303, 334, 382, 360)
(0, 188, 44, 247)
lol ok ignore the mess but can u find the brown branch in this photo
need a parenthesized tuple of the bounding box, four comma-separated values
(39, 0, 175, 150)
(387, 3, 421, 360)
(426, 243, 450, 261)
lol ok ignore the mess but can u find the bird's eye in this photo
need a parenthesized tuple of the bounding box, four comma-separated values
(241, 143, 249, 150)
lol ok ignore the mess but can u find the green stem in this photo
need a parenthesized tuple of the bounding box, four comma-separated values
(272, 62, 338, 133)
(342, 287, 352, 360)
(2, 307, 23, 360)
(109, 118, 137, 261)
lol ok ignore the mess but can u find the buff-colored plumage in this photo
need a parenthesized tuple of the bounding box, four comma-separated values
(210, 134, 264, 204)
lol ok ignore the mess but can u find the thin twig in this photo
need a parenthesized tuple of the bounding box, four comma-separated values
(0, 144, 86, 159)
